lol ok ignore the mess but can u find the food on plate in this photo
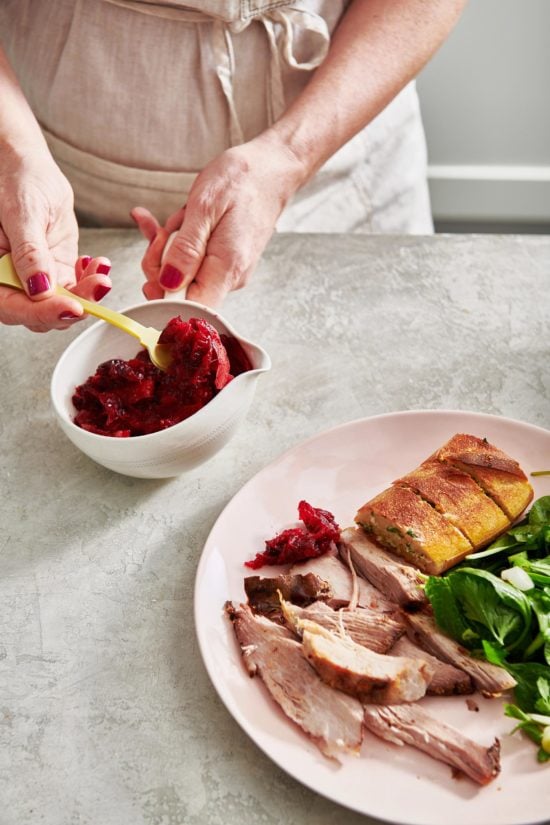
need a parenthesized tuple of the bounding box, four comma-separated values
(354, 433, 533, 574)
(435, 433, 534, 520)
(281, 599, 405, 654)
(290, 550, 398, 612)
(404, 612, 517, 695)
(362, 704, 500, 786)
(225, 601, 364, 760)
(244, 572, 332, 621)
(244, 500, 339, 569)
(396, 459, 510, 547)
(299, 619, 433, 704)
(340, 526, 427, 608)
(389, 636, 473, 696)
(226, 436, 541, 782)
(73, 316, 251, 437)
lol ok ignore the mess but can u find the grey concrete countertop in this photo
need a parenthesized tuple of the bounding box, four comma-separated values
(1, 231, 550, 825)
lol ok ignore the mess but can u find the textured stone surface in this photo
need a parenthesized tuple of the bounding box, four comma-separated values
(1, 231, 550, 825)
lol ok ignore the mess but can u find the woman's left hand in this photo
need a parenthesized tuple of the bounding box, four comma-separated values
(131, 131, 306, 307)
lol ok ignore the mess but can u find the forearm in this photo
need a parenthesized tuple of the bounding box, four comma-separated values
(0, 46, 47, 156)
(268, 0, 467, 182)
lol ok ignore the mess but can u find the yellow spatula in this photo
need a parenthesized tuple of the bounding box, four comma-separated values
(0, 253, 172, 370)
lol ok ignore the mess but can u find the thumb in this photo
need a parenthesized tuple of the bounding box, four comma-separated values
(5, 214, 56, 300)
(159, 207, 211, 293)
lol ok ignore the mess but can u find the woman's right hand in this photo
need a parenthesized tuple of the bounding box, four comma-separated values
(0, 147, 112, 332)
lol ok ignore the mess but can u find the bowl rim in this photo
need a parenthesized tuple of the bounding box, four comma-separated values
(50, 298, 271, 443)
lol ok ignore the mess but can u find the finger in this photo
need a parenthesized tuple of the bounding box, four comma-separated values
(3, 211, 56, 300)
(141, 226, 170, 284)
(142, 280, 164, 301)
(185, 253, 234, 308)
(0, 285, 85, 330)
(82, 256, 112, 278)
(159, 207, 212, 292)
(130, 207, 161, 243)
(164, 205, 186, 235)
(70, 275, 112, 303)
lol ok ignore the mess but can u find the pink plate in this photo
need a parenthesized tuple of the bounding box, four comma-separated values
(195, 410, 550, 825)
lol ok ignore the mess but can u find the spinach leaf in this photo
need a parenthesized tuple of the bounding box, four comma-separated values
(530, 496, 550, 526)
(504, 704, 550, 763)
(424, 576, 475, 646)
(444, 568, 533, 652)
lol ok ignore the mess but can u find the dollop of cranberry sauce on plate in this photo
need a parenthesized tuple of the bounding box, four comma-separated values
(72, 316, 252, 437)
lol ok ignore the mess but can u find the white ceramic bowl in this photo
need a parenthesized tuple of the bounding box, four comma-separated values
(51, 299, 271, 478)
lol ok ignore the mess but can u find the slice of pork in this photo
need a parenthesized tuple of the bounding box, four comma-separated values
(340, 527, 427, 609)
(282, 599, 405, 654)
(299, 619, 433, 704)
(390, 636, 473, 696)
(244, 572, 332, 621)
(225, 602, 363, 760)
(405, 612, 517, 695)
(290, 550, 397, 612)
(362, 704, 500, 786)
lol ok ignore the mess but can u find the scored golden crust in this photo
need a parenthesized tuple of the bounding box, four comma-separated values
(355, 486, 473, 576)
(395, 459, 511, 548)
(434, 434, 534, 520)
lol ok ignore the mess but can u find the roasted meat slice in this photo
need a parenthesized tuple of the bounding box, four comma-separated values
(299, 619, 433, 704)
(362, 704, 500, 786)
(434, 433, 533, 521)
(244, 572, 332, 621)
(340, 526, 427, 609)
(291, 550, 396, 612)
(395, 459, 510, 548)
(390, 636, 473, 696)
(355, 485, 473, 575)
(405, 612, 517, 695)
(281, 599, 405, 654)
(225, 602, 363, 759)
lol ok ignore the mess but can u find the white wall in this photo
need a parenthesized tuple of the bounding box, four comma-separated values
(416, 0, 550, 225)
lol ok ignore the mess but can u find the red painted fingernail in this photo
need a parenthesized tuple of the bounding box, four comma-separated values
(96, 263, 111, 275)
(80, 255, 92, 269)
(94, 284, 111, 301)
(160, 264, 184, 289)
(27, 272, 51, 295)
(59, 311, 81, 321)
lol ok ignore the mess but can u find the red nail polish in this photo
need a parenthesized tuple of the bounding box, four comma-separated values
(27, 272, 51, 295)
(59, 312, 80, 320)
(160, 264, 184, 290)
(96, 263, 111, 275)
(94, 284, 111, 301)
(80, 255, 92, 269)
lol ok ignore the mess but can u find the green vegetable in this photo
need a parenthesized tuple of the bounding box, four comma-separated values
(426, 495, 550, 763)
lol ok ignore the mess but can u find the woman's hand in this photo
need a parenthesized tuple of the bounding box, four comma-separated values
(132, 131, 306, 307)
(0, 148, 112, 331)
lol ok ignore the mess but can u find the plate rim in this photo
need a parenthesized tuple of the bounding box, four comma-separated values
(194, 409, 550, 825)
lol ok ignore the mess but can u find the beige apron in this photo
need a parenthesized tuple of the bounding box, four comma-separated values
(0, 0, 432, 233)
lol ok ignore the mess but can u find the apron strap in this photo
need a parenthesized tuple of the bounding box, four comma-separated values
(213, 7, 330, 146)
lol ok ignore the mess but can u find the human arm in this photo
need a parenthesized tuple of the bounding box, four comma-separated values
(0, 46, 112, 331)
(135, 0, 467, 306)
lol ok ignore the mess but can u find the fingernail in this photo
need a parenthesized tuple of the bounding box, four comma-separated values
(94, 284, 111, 301)
(80, 255, 92, 269)
(27, 272, 51, 295)
(59, 311, 81, 321)
(160, 264, 184, 290)
(96, 263, 111, 275)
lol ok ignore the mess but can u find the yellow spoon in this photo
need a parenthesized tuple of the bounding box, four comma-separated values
(0, 253, 172, 370)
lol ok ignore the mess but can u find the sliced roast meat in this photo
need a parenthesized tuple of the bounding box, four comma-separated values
(244, 572, 332, 621)
(225, 602, 364, 759)
(390, 636, 473, 695)
(281, 599, 405, 654)
(405, 612, 517, 695)
(290, 550, 397, 612)
(299, 619, 433, 704)
(362, 704, 500, 786)
(340, 527, 427, 609)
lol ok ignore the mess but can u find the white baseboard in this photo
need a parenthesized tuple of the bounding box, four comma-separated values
(427, 165, 550, 224)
